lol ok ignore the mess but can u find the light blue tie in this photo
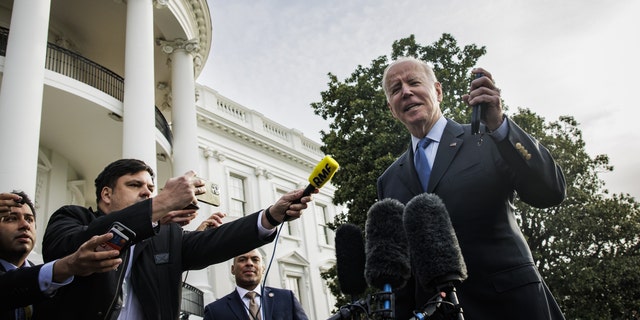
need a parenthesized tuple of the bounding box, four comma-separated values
(414, 137, 432, 192)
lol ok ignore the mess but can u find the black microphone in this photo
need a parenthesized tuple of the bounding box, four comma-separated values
(364, 198, 411, 319)
(335, 223, 368, 297)
(404, 193, 467, 320)
(327, 223, 369, 320)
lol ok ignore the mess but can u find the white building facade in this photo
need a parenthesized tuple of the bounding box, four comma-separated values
(0, 0, 340, 318)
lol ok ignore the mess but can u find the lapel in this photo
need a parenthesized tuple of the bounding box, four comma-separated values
(261, 287, 273, 319)
(429, 119, 464, 192)
(401, 144, 423, 197)
(228, 292, 250, 320)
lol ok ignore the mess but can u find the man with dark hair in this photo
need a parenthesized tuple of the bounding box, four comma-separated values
(1, 191, 122, 320)
(38, 158, 313, 320)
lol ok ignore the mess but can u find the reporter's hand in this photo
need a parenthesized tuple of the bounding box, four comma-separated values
(0, 192, 24, 214)
(160, 209, 198, 226)
(261, 188, 317, 228)
(152, 171, 205, 221)
(53, 233, 123, 281)
(196, 212, 227, 231)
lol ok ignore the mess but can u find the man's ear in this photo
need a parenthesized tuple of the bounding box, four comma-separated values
(388, 102, 398, 119)
(435, 82, 443, 102)
(100, 187, 112, 206)
(231, 264, 237, 275)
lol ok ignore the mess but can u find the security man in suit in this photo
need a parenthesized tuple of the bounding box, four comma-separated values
(377, 57, 566, 319)
(203, 248, 308, 320)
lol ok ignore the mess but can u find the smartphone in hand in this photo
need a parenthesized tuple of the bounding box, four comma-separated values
(185, 178, 221, 209)
(97, 222, 136, 251)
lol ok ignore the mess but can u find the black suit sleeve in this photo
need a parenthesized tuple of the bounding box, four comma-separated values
(495, 116, 566, 208)
(0, 265, 47, 310)
(181, 211, 276, 270)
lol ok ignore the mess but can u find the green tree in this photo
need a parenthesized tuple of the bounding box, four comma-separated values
(313, 33, 640, 318)
(512, 111, 640, 319)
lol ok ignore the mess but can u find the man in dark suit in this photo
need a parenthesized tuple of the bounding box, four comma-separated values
(37, 159, 313, 320)
(1, 191, 121, 320)
(203, 248, 308, 320)
(377, 57, 566, 319)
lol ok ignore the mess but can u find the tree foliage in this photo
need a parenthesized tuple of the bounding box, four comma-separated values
(313, 33, 640, 318)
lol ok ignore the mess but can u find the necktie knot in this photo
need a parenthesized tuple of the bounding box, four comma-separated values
(419, 137, 431, 149)
(414, 137, 432, 192)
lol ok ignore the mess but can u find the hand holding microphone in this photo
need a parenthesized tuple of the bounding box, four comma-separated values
(276, 155, 339, 223)
(293, 155, 339, 203)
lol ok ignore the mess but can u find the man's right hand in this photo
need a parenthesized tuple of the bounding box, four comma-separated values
(151, 171, 206, 222)
(53, 233, 123, 281)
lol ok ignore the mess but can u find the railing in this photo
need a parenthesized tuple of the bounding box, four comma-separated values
(0, 26, 172, 146)
(180, 282, 204, 318)
(211, 90, 324, 157)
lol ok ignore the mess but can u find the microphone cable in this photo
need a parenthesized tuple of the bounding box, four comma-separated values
(257, 217, 287, 319)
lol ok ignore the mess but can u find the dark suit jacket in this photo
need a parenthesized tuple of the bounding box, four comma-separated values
(377, 117, 566, 320)
(0, 263, 43, 320)
(203, 286, 308, 320)
(35, 199, 276, 320)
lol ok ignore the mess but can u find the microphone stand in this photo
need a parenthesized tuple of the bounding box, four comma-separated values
(369, 289, 395, 319)
(326, 296, 369, 320)
(435, 281, 464, 320)
(411, 278, 465, 320)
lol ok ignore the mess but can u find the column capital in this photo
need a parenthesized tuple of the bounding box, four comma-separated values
(203, 147, 226, 162)
(157, 38, 200, 55)
(154, 0, 169, 8)
(254, 167, 274, 180)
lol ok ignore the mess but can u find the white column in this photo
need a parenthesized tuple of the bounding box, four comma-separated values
(158, 39, 200, 175)
(0, 0, 51, 196)
(158, 38, 213, 301)
(122, 0, 157, 173)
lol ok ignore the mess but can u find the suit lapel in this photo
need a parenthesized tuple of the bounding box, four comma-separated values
(262, 287, 273, 319)
(429, 120, 464, 192)
(401, 145, 423, 196)
(228, 292, 249, 320)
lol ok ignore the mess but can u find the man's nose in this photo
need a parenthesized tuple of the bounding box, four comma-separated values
(141, 187, 152, 198)
(18, 217, 32, 230)
(401, 84, 413, 97)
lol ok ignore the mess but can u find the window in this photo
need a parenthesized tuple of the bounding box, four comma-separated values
(286, 275, 303, 299)
(229, 174, 246, 216)
(276, 188, 300, 237)
(317, 204, 333, 246)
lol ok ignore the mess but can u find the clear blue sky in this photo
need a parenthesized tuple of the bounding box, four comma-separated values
(199, 0, 640, 199)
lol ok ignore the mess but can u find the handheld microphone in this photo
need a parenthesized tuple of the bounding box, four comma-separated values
(471, 72, 485, 135)
(292, 155, 339, 204)
(404, 193, 467, 320)
(285, 155, 339, 222)
(301, 155, 339, 197)
(364, 198, 411, 319)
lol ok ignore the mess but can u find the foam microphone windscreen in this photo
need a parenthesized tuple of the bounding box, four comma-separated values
(335, 223, 368, 296)
(404, 193, 467, 289)
(364, 198, 411, 290)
